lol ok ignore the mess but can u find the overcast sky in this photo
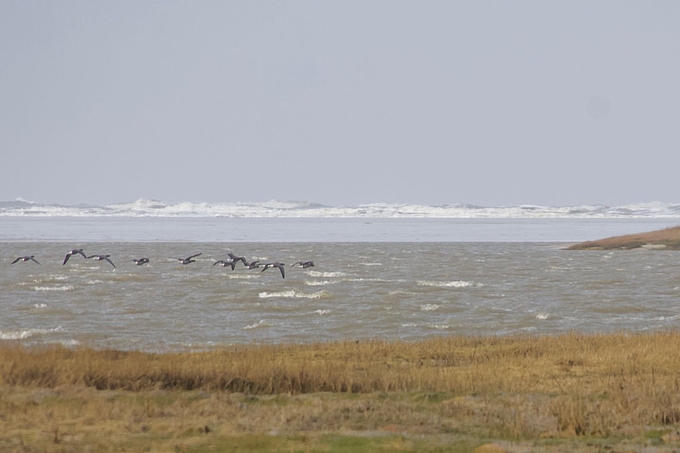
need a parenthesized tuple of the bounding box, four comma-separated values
(1, 1, 679, 207)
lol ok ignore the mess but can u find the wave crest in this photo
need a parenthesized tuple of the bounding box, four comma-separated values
(417, 280, 481, 288)
(34, 285, 74, 291)
(0, 326, 63, 340)
(258, 290, 330, 299)
(4, 198, 680, 218)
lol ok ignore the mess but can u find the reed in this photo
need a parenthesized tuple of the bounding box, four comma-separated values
(2, 331, 680, 451)
(4, 332, 680, 396)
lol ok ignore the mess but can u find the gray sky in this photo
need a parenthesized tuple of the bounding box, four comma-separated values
(2, 1, 679, 207)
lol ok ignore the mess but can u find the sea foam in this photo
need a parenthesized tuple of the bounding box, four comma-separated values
(417, 280, 481, 288)
(0, 326, 63, 340)
(33, 285, 74, 291)
(258, 290, 330, 300)
(3, 198, 680, 218)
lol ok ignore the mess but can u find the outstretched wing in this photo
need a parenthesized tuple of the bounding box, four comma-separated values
(227, 253, 247, 264)
(262, 263, 285, 278)
(104, 257, 116, 268)
(30, 257, 41, 265)
(63, 254, 71, 265)
(188, 253, 202, 259)
(11, 257, 21, 264)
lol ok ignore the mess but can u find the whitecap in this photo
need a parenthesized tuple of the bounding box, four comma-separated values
(0, 326, 63, 340)
(536, 313, 550, 320)
(304, 280, 336, 286)
(32, 303, 48, 309)
(654, 315, 679, 321)
(243, 320, 274, 330)
(307, 270, 346, 278)
(417, 280, 481, 288)
(22, 274, 69, 286)
(421, 304, 440, 311)
(34, 285, 74, 291)
(314, 309, 331, 315)
(4, 198, 680, 218)
(258, 290, 330, 300)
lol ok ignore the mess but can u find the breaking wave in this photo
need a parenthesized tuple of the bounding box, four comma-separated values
(0, 326, 63, 340)
(33, 285, 74, 291)
(243, 320, 274, 330)
(307, 271, 346, 278)
(304, 280, 337, 286)
(3, 198, 680, 218)
(417, 280, 482, 288)
(258, 290, 331, 300)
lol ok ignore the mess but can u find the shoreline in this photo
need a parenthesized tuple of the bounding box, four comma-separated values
(567, 225, 680, 250)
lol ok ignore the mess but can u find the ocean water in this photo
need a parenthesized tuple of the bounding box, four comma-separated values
(2, 216, 680, 243)
(1, 206, 680, 351)
(3, 198, 680, 219)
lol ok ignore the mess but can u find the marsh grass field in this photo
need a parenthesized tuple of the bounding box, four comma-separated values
(3, 332, 680, 452)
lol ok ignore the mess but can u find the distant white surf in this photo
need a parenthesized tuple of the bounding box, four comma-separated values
(3, 198, 680, 218)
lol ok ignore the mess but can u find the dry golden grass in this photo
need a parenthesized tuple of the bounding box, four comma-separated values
(3, 332, 680, 451)
(567, 226, 680, 250)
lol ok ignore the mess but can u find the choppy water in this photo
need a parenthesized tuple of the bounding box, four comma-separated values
(3, 237, 680, 351)
(4, 198, 680, 218)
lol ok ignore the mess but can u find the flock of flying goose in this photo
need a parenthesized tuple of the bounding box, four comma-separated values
(10, 249, 315, 279)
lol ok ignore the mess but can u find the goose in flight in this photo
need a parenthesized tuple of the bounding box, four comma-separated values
(12, 255, 40, 265)
(213, 259, 236, 270)
(63, 249, 87, 265)
(245, 260, 261, 269)
(292, 261, 315, 269)
(261, 262, 285, 279)
(176, 253, 202, 264)
(87, 254, 116, 268)
(132, 258, 150, 265)
(226, 253, 247, 266)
